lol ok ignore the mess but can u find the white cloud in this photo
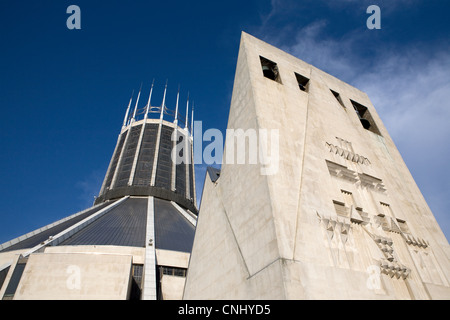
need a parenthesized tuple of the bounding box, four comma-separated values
(355, 49, 450, 242)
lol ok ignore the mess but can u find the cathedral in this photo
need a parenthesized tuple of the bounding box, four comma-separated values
(1, 32, 449, 300)
(0, 81, 197, 300)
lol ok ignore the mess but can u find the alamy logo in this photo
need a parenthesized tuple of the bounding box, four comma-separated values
(171, 121, 280, 176)
(66, 265, 81, 290)
(366, 265, 382, 290)
(66, 5, 81, 30)
(366, 5, 381, 30)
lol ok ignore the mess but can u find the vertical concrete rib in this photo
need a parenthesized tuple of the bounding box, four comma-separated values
(171, 127, 178, 191)
(128, 121, 146, 185)
(190, 136, 197, 206)
(185, 132, 190, 200)
(142, 196, 157, 300)
(110, 127, 131, 189)
(150, 121, 162, 186)
(129, 83, 153, 186)
(99, 132, 122, 195)
(150, 83, 167, 186)
(172, 89, 180, 192)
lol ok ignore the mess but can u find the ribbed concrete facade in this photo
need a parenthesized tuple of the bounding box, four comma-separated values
(97, 84, 196, 212)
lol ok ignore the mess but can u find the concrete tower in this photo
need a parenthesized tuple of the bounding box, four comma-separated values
(0, 82, 197, 300)
(183, 32, 450, 299)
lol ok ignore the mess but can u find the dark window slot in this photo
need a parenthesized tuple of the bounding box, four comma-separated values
(260, 56, 282, 83)
(295, 72, 310, 92)
(330, 89, 345, 108)
(350, 100, 381, 135)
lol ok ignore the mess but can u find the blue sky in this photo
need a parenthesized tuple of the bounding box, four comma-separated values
(0, 0, 449, 243)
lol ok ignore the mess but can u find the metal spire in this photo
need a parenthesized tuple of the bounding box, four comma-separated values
(122, 90, 134, 128)
(184, 92, 189, 130)
(144, 79, 154, 120)
(132, 83, 142, 122)
(174, 85, 180, 125)
(160, 80, 168, 120)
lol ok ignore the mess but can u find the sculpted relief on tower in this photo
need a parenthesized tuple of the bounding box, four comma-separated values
(317, 137, 448, 298)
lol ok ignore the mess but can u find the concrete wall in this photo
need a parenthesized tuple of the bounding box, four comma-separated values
(1, 245, 190, 300)
(184, 32, 450, 300)
(156, 249, 190, 300)
(0, 194, 195, 300)
(184, 37, 286, 298)
(45, 245, 145, 264)
(0, 249, 28, 269)
(156, 249, 189, 269)
(14, 252, 132, 300)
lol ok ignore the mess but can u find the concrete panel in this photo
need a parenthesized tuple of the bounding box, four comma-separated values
(156, 249, 189, 269)
(161, 275, 185, 300)
(44, 245, 145, 265)
(14, 252, 132, 300)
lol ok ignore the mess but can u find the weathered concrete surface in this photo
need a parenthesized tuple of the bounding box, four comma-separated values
(14, 252, 132, 300)
(183, 32, 450, 300)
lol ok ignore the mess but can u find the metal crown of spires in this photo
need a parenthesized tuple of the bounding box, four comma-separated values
(122, 80, 194, 135)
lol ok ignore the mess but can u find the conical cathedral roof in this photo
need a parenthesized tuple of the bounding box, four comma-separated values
(0, 197, 195, 254)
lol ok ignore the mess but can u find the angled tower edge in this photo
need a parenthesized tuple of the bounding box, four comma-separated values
(184, 32, 290, 299)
